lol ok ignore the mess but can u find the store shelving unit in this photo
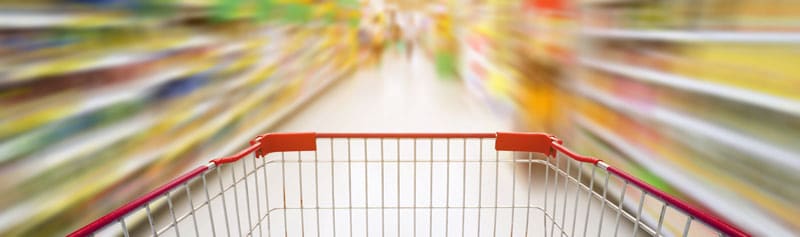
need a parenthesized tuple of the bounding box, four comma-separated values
(574, 1, 800, 236)
(579, 57, 800, 117)
(0, 2, 363, 236)
(573, 116, 791, 236)
(575, 83, 800, 170)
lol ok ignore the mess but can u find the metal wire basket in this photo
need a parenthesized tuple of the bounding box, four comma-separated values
(70, 132, 749, 237)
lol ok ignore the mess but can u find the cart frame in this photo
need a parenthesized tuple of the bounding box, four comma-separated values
(69, 132, 750, 237)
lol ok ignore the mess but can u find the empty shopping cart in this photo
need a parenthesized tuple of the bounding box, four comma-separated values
(69, 132, 749, 237)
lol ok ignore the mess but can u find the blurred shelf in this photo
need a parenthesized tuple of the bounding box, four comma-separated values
(579, 0, 639, 5)
(209, 62, 354, 159)
(0, 41, 276, 187)
(0, 5, 365, 234)
(0, 38, 265, 140)
(171, 0, 215, 8)
(0, 65, 189, 162)
(0, 5, 221, 30)
(463, 42, 497, 75)
(0, 111, 159, 190)
(581, 28, 800, 44)
(579, 57, 800, 117)
(574, 83, 800, 172)
(0, 36, 219, 84)
(0, 63, 289, 234)
(0, 9, 135, 29)
(461, 47, 515, 114)
(575, 116, 788, 236)
(0, 34, 357, 232)
(575, 3, 800, 235)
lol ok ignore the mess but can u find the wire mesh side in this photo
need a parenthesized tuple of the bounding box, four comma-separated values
(244, 137, 560, 237)
(545, 151, 730, 237)
(89, 151, 268, 237)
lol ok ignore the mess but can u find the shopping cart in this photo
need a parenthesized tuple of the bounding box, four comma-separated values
(69, 132, 749, 237)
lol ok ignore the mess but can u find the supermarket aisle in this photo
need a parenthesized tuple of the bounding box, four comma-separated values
(138, 46, 648, 237)
(275, 46, 512, 132)
(258, 48, 646, 237)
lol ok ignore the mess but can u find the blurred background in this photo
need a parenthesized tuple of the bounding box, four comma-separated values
(0, 0, 798, 236)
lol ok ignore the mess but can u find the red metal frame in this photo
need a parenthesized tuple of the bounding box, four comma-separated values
(69, 165, 210, 237)
(606, 167, 750, 237)
(69, 132, 750, 237)
(316, 133, 497, 138)
(552, 142, 601, 164)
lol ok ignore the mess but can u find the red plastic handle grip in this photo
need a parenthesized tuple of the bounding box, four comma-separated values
(494, 132, 600, 164)
(211, 132, 317, 164)
(495, 132, 558, 156)
(213, 132, 599, 164)
(252, 132, 317, 157)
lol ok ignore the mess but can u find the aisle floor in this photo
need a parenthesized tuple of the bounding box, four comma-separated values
(275, 47, 511, 132)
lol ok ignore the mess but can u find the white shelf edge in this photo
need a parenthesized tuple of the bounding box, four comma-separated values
(574, 84, 800, 171)
(581, 28, 800, 43)
(0, 11, 132, 29)
(0, 35, 219, 84)
(579, 57, 800, 117)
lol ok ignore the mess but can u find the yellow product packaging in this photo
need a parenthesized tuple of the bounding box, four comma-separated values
(575, 96, 616, 131)
(518, 82, 557, 131)
(681, 43, 800, 100)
